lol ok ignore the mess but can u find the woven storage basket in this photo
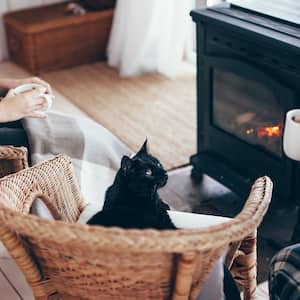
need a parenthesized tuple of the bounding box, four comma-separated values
(0, 151, 273, 300)
(4, 2, 113, 74)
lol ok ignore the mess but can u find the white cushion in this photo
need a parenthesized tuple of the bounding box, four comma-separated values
(168, 210, 231, 229)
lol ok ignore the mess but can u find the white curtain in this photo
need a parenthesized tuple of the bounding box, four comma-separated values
(107, 0, 194, 77)
(0, 0, 65, 61)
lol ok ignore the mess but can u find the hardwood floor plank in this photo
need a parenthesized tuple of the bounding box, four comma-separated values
(0, 269, 20, 300)
(0, 242, 34, 300)
(42, 62, 196, 170)
(0, 257, 34, 300)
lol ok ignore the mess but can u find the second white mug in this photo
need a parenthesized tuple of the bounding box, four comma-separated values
(283, 109, 300, 161)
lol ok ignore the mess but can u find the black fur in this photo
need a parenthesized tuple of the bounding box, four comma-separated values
(87, 140, 176, 230)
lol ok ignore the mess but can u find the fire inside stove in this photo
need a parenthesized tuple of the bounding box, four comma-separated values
(246, 124, 282, 138)
(241, 123, 283, 156)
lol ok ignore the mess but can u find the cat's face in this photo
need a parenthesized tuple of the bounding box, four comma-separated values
(120, 140, 168, 193)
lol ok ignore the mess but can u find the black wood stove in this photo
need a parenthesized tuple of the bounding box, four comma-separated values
(190, 1, 300, 219)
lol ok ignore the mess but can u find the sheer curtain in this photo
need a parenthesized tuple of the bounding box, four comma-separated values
(107, 0, 194, 77)
(0, 0, 64, 61)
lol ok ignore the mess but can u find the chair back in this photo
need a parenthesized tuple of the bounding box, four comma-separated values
(0, 155, 273, 300)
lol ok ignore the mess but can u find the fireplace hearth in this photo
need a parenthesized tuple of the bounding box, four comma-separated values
(190, 2, 300, 208)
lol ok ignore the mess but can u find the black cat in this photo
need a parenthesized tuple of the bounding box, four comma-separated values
(87, 140, 176, 230)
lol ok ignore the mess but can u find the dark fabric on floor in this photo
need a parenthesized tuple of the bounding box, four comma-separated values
(0, 120, 31, 164)
(269, 243, 300, 300)
(224, 265, 241, 300)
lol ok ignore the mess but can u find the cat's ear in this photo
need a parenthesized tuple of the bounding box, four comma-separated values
(121, 155, 132, 175)
(136, 139, 148, 156)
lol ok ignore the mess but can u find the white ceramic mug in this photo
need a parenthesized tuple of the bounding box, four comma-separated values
(13, 83, 53, 112)
(283, 109, 300, 161)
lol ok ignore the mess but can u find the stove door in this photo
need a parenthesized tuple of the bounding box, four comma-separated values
(197, 55, 296, 203)
(213, 65, 283, 157)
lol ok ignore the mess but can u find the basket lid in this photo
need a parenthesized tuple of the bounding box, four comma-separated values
(4, 2, 113, 34)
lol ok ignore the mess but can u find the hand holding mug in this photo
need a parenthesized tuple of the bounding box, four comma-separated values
(0, 91, 47, 122)
(13, 83, 53, 113)
(0, 84, 53, 122)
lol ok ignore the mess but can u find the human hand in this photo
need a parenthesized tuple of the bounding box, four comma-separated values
(0, 89, 48, 122)
(0, 77, 52, 94)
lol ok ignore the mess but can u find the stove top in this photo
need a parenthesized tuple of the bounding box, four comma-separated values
(229, 0, 300, 26)
(206, 1, 300, 40)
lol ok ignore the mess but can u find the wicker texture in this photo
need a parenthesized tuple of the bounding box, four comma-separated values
(0, 153, 273, 300)
(0, 145, 28, 178)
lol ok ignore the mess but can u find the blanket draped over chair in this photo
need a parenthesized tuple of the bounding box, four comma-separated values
(22, 111, 132, 171)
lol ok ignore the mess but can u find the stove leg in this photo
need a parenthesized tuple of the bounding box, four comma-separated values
(191, 167, 203, 183)
(292, 207, 300, 243)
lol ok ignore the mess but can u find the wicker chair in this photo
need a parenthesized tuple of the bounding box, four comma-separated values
(0, 151, 273, 300)
(0, 145, 29, 177)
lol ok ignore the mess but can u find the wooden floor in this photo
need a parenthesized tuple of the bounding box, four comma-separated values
(42, 62, 196, 170)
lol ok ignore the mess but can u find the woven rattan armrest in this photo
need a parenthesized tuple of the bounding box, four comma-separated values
(226, 233, 257, 300)
(0, 154, 86, 299)
(0, 145, 29, 178)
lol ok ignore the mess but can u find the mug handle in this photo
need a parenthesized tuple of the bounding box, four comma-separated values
(39, 94, 53, 112)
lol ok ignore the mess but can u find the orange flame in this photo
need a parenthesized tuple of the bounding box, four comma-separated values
(246, 125, 282, 137)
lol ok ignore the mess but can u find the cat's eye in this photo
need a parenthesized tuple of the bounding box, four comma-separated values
(145, 169, 152, 176)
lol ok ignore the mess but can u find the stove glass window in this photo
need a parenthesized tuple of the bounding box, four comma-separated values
(212, 68, 284, 157)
